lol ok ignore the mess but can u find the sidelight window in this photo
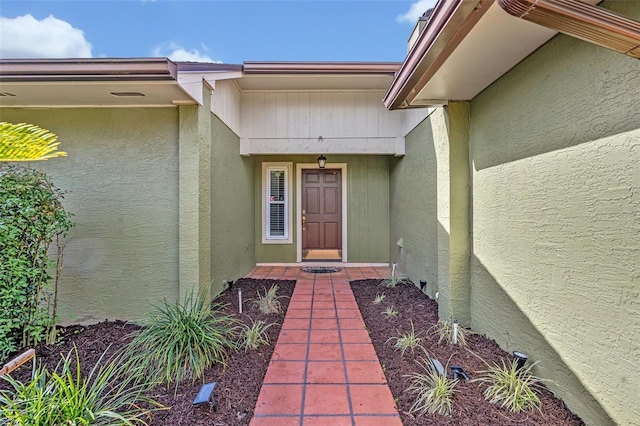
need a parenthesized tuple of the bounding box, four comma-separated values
(262, 163, 292, 243)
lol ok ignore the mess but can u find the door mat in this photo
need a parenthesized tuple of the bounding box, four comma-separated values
(301, 266, 343, 273)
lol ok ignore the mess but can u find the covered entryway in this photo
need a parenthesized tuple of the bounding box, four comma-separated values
(301, 168, 342, 261)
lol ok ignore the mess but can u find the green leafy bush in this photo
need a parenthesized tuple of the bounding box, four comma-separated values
(0, 165, 73, 358)
(125, 289, 238, 389)
(0, 347, 162, 425)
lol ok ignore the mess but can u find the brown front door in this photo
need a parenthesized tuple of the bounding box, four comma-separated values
(302, 169, 342, 260)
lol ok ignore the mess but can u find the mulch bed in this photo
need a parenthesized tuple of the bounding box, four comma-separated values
(1, 277, 584, 425)
(350, 279, 584, 425)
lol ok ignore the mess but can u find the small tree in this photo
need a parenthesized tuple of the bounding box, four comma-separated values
(0, 165, 73, 359)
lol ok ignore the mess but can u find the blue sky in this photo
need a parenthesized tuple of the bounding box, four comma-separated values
(0, 0, 436, 63)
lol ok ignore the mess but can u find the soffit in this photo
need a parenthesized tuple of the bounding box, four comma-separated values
(0, 80, 196, 108)
(393, 0, 600, 108)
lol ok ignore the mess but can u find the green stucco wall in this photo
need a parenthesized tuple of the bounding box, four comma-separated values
(210, 115, 255, 295)
(0, 108, 180, 323)
(469, 2, 640, 424)
(254, 155, 389, 263)
(389, 114, 438, 295)
(390, 104, 471, 325)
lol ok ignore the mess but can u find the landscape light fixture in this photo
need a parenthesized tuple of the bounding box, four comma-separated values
(227, 280, 234, 290)
(317, 154, 327, 169)
(193, 381, 217, 411)
(420, 280, 427, 291)
(513, 351, 528, 371)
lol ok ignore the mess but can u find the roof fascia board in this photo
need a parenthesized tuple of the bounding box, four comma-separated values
(243, 61, 400, 74)
(383, 0, 491, 110)
(0, 58, 179, 81)
(498, 0, 640, 58)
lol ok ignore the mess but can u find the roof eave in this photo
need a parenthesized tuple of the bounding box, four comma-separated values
(383, 0, 491, 110)
(0, 58, 179, 82)
(243, 61, 401, 75)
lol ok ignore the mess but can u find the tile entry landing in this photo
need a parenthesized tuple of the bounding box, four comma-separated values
(248, 266, 402, 426)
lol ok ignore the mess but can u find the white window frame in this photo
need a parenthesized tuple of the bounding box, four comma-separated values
(262, 162, 293, 244)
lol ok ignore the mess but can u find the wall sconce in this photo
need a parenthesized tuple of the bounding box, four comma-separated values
(317, 155, 327, 169)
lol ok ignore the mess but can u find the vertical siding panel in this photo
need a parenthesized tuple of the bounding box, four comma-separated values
(343, 92, 356, 138)
(241, 93, 254, 138)
(287, 93, 299, 139)
(276, 92, 288, 138)
(299, 92, 310, 138)
(264, 93, 277, 137)
(309, 93, 321, 138)
(354, 93, 367, 137)
(333, 93, 345, 137)
(321, 92, 333, 137)
(253, 93, 265, 138)
(365, 92, 378, 137)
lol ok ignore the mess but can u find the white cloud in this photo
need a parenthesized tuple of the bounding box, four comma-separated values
(0, 14, 92, 58)
(397, 0, 438, 24)
(153, 43, 220, 63)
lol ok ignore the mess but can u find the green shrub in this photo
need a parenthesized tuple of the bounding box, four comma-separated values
(405, 357, 457, 416)
(381, 271, 407, 288)
(0, 165, 73, 358)
(0, 347, 162, 425)
(253, 284, 287, 314)
(125, 289, 238, 389)
(474, 359, 542, 413)
(237, 318, 277, 352)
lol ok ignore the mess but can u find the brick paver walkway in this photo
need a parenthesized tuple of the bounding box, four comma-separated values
(248, 266, 403, 426)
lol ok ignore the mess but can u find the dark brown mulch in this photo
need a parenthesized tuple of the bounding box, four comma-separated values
(1, 278, 294, 426)
(350, 279, 584, 425)
(2, 277, 584, 425)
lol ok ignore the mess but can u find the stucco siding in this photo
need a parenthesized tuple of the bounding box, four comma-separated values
(0, 108, 180, 323)
(210, 115, 255, 295)
(389, 114, 438, 295)
(254, 155, 389, 263)
(469, 3, 640, 424)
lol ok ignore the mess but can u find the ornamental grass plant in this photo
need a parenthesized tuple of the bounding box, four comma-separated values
(386, 320, 425, 356)
(125, 289, 238, 389)
(253, 284, 287, 315)
(430, 319, 470, 347)
(473, 358, 542, 413)
(0, 347, 162, 426)
(237, 318, 277, 352)
(405, 356, 457, 417)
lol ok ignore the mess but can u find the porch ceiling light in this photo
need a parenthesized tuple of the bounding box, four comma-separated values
(317, 154, 327, 169)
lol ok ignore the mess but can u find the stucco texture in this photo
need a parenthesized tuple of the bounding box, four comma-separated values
(254, 155, 389, 263)
(0, 108, 180, 323)
(210, 115, 255, 295)
(389, 112, 439, 295)
(469, 3, 640, 424)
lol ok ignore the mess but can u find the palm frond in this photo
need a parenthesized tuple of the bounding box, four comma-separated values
(0, 122, 67, 162)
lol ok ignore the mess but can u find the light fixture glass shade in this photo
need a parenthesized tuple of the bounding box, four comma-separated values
(317, 154, 327, 168)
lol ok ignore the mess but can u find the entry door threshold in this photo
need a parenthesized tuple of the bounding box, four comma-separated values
(256, 262, 390, 267)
